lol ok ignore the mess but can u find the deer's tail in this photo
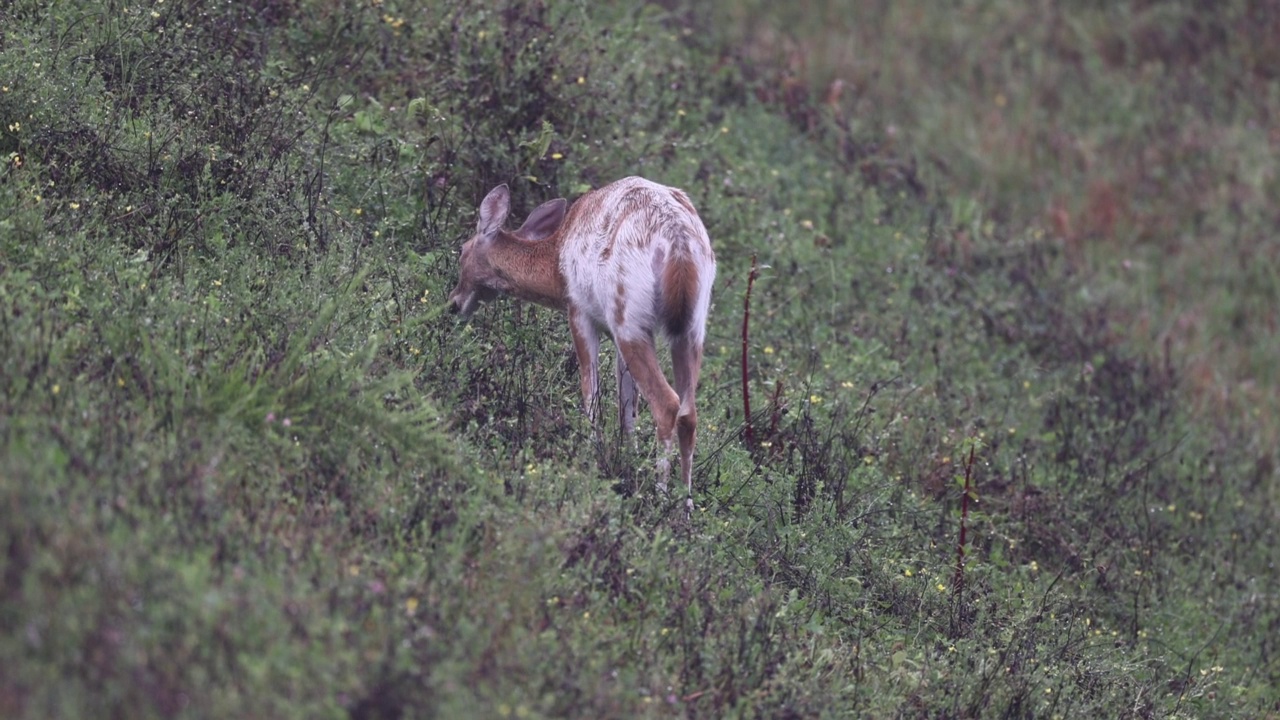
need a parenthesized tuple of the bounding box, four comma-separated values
(661, 254, 701, 338)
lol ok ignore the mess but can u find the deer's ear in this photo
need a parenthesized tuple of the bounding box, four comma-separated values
(476, 184, 511, 238)
(516, 198, 567, 241)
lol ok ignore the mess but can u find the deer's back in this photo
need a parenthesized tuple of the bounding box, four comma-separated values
(559, 178, 715, 341)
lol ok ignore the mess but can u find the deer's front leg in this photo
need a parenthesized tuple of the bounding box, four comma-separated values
(569, 307, 602, 436)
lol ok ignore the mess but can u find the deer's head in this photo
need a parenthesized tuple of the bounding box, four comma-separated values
(448, 184, 567, 317)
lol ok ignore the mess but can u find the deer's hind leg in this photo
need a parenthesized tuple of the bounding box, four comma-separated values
(670, 333, 704, 510)
(614, 336, 681, 494)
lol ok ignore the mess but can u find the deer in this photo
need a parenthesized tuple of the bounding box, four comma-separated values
(448, 177, 716, 513)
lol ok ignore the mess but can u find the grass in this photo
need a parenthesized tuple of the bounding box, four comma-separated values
(718, 0, 1280, 444)
(1, 0, 1277, 717)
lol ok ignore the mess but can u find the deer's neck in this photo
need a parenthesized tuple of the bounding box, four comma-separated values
(491, 232, 568, 311)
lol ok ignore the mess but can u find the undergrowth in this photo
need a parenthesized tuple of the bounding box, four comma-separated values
(0, 0, 1275, 717)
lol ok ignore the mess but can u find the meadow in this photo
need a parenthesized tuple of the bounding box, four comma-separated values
(0, 0, 1276, 717)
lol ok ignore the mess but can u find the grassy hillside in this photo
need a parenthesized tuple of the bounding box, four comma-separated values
(0, 0, 1276, 717)
(720, 0, 1280, 442)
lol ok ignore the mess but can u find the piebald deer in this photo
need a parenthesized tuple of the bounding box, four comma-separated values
(449, 177, 716, 511)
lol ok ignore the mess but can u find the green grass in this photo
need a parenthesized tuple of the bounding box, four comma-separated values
(1, 0, 1277, 717)
(718, 0, 1280, 444)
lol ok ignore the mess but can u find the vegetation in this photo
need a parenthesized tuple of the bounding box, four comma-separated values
(722, 0, 1280, 441)
(0, 0, 1275, 717)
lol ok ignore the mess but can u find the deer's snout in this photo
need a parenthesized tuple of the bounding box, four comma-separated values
(448, 288, 478, 318)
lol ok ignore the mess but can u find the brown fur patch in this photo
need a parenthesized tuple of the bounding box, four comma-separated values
(614, 281, 627, 327)
(608, 205, 646, 256)
(600, 210, 614, 261)
(661, 255, 699, 337)
(670, 189, 698, 217)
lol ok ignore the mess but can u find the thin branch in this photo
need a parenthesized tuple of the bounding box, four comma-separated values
(741, 253, 760, 453)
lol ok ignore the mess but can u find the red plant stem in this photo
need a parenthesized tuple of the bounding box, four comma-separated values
(953, 442, 977, 592)
(741, 254, 760, 452)
(768, 377, 784, 442)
